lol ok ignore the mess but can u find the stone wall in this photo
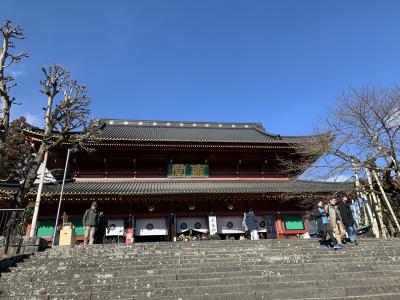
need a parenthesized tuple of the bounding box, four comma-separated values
(0, 236, 48, 256)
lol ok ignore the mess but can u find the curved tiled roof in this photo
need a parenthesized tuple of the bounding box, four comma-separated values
(93, 119, 328, 144)
(0, 179, 353, 198)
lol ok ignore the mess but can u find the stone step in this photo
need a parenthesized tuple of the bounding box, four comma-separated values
(6, 282, 400, 299)
(3, 273, 400, 298)
(69, 284, 400, 299)
(29, 247, 400, 261)
(36, 241, 400, 255)
(3, 238, 400, 299)
(35, 246, 400, 260)
(4, 269, 400, 292)
(4, 260, 399, 282)
(40, 241, 400, 251)
(25, 252, 400, 266)
(13, 256, 400, 274)
(4, 291, 400, 300)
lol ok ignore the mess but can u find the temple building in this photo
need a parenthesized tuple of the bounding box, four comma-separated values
(0, 119, 351, 243)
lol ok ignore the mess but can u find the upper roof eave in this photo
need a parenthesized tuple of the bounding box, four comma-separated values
(22, 119, 331, 146)
(0, 179, 354, 198)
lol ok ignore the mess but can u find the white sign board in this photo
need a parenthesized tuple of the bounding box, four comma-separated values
(177, 217, 208, 233)
(257, 216, 267, 232)
(217, 216, 245, 234)
(135, 218, 167, 236)
(106, 219, 124, 236)
(208, 215, 218, 236)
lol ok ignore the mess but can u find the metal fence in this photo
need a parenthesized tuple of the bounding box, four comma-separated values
(0, 209, 26, 255)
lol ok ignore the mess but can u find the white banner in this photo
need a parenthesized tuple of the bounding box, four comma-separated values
(208, 216, 218, 236)
(177, 217, 208, 233)
(257, 216, 267, 232)
(217, 216, 245, 234)
(106, 219, 124, 236)
(135, 218, 167, 236)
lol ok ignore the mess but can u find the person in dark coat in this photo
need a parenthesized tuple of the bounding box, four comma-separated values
(338, 196, 357, 244)
(95, 212, 109, 244)
(244, 209, 259, 240)
(314, 201, 342, 249)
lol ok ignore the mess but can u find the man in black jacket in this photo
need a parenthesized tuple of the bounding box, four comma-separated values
(244, 209, 259, 240)
(95, 212, 109, 244)
(338, 196, 357, 244)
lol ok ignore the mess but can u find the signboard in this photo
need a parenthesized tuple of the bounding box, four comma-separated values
(36, 220, 54, 237)
(135, 218, 167, 236)
(177, 217, 208, 233)
(283, 214, 304, 230)
(257, 216, 266, 233)
(208, 215, 218, 236)
(216, 216, 245, 234)
(106, 219, 124, 236)
(167, 164, 209, 178)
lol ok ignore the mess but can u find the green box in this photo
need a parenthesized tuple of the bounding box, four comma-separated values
(71, 219, 85, 236)
(283, 214, 304, 230)
(37, 220, 55, 237)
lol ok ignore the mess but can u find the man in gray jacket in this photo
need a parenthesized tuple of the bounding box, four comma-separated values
(83, 202, 99, 246)
(325, 198, 345, 246)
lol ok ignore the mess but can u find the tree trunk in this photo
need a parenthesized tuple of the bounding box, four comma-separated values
(14, 146, 46, 207)
(366, 168, 388, 238)
(29, 151, 48, 238)
(372, 170, 400, 234)
(0, 89, 10, 173)
(353, 166, 380, 237)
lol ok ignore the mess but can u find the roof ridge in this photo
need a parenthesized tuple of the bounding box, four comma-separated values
(98, 118, 264, 129)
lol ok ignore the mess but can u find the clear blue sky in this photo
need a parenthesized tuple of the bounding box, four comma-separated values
(2, 1, 400, 135)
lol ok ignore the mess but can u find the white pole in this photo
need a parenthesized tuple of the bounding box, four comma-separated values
(52, 148, 72, 245)
(352, 161, 380, 237)
(29, 151, 49, 238)
(372, 170, 400, 233)
(365, 168, 388, 238)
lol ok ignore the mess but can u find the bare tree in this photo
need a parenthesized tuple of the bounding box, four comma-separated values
(287, 86, 400, 236)
(14, 65, 95, 207)
(328, 86, 400, 177)
(0, 20, 28, 175)
(0, 117, 31, 182)
(328, 86, 400, 236)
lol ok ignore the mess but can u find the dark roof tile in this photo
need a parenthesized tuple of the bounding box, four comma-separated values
(95, 119, 327, 144)
(0, 180, 353, 197)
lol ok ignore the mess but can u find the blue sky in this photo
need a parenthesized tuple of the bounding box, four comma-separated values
(2, 1, 400, 135)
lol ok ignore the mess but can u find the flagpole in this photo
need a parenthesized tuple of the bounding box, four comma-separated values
(52, 148, 72, 245)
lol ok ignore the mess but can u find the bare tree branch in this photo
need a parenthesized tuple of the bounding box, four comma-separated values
(0, 20, 27, 177)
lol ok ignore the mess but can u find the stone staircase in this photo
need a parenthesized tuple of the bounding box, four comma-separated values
(1, 238, 400, 299)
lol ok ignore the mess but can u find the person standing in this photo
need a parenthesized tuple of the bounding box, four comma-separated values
(334, 200, 347, 243)
(325, 198, 345, 246)
(244, 209, 259, 240)
(315, 200, 342, 249)
(338, 196, 357, 244)
(95, 212, 109, 244)
(83, 202, 99, 246)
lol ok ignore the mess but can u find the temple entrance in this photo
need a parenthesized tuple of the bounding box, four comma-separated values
(175, 216, 209, 241)
(134, 218, 168, 243)
(176, 217, 208, 234)
(217, 216, 245, 240)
